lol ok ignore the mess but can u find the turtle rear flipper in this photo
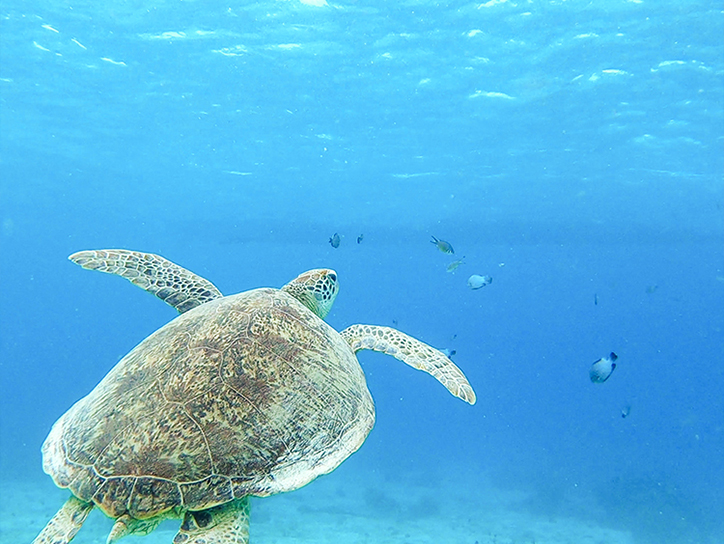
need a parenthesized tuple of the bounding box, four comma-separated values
(69, 249, 222, 313)
(107, 512, 170, 543)
(340, 324, 476, 405)
(33, 496, 93, 544)
(173, 497, 250, 544)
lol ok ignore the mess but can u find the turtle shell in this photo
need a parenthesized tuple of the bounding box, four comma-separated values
(41, 288, 375, 519)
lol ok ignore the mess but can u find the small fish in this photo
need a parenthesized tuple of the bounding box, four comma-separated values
(441, 348, 457, 358)
(329, 233, 340, 248)
(446, 257, 465, 273)
(357, 234, 364, 244)
(594, 293, 598, 306)
(430, 236, 454, 254)
(621, 404, 631, 418)
(646, 285, 658, 294)
(589, 352, 618, 383)
(467, 274, 493, 290)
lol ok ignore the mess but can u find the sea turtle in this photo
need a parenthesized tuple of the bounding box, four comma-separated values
(34, 249, 476, 544)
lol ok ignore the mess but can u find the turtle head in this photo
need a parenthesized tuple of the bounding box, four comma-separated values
(281, 269, 339, 319)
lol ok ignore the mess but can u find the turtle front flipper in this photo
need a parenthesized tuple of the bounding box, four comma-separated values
(69, 249, 223, 313)
(33, 495, 94, 544)
(341, 324, 477, 405)
(173, 497, 250, 544)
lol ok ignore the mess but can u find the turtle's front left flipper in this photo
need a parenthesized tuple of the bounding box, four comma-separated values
(33, 495, 94, 544)
(173, 497, 250, 544)
(341, 324, 476, 405)
(69, 249, 223, 313)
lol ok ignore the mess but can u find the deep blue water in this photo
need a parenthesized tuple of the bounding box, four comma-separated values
(1, 1, 723, 543)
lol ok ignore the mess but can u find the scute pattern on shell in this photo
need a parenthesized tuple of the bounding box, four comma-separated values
(42, 288, 374, 519)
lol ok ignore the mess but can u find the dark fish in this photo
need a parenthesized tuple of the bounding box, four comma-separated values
(621, 404, 631, 418)
(594, 293, 598, 306)
(430, 235, 454, 254)
(441, 348, 457, 358)
(589, 352, 618, 383)
(329, 233, 340, 248)
(357, 234, 364, 244)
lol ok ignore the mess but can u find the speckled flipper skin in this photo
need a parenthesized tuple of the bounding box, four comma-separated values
(69, 249, 223, 313)
(173, 497, 250, 544)
(32, 495, 93, 544)
(340, 324, 477, 405)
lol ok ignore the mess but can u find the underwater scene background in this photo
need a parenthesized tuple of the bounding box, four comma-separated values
(1, 0, 722, 543)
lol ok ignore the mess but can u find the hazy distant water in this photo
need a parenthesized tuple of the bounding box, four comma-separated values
(1, 1, 722, 543)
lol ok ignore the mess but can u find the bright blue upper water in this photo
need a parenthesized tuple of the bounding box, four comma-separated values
(1, 1, 722, 543)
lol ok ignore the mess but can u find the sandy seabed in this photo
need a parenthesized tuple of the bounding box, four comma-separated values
(2, 472, 634, 544)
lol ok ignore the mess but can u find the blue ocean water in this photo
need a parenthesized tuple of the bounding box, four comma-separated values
(1, 0, 722, 543)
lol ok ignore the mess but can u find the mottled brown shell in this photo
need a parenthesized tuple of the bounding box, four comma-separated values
(41, 288, 374, 519)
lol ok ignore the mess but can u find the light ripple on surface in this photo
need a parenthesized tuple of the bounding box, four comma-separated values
(100, 57, 126, 66)
(469, 90, 515, 99)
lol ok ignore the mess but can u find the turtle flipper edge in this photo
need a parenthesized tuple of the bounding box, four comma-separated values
(173, 497, 250, 544)
(69, 249, 223, 313)
(340, 324, 476, 405)
(33, 495, 94, 544)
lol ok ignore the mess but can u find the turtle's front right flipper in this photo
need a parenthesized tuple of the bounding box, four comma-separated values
(33, 495, 93, 544)
(69, 249, 223, 313)
(341, 324, 477, 405)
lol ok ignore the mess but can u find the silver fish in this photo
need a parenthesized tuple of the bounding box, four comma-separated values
(589, 352, 618, 383)
(467, 274, 493, 290)
(446, 258, 465, 273)
(329, 233, 340, 248)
